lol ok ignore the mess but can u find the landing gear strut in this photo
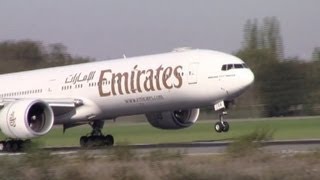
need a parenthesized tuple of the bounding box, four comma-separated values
(214, 111, 229, 133)
(80, 120, 114, 147)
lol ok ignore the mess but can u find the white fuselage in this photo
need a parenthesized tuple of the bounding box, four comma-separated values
(0, 49, 254, 124)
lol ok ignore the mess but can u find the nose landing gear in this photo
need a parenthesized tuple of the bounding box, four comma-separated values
(213, 101, 230, 133)
(214, 111, 229, 133)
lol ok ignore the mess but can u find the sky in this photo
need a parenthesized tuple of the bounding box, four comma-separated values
(0, 0, 319, 60)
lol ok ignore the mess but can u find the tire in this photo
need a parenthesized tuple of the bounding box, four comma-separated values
(11, 142, 18, 152)
(222, 121, 230, 132)
(105, 134, 114, 146)
(80, 136, 88, 147)
(87, 136, 96, 147)
(214, 122, 223, 133)
(2, 140, 26, 152)
(4, 142, 11, 152)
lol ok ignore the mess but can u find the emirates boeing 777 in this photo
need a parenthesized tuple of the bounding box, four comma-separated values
(0, 48, 254, 151)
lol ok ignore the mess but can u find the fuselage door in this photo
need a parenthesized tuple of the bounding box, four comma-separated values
(188, 62, 199, 85)
(48, 79, 58, 94)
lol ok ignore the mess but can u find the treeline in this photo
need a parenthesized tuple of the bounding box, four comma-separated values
(0, 40, 93, 74)
(1, 18, 319, 117)
(233, 17, 320, 117)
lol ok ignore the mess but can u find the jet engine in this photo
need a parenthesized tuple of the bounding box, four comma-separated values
(0, 99, 54, 139)
(146, 108, 200, 129)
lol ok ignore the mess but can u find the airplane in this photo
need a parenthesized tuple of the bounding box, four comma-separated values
(0, 48, 254, 152)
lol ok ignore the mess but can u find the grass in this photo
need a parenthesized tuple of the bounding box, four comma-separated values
(226, 128, 274, 157)
(1, 147, 320, 180)
(2, 116, 320, 147)
(1, 117, 320, 179)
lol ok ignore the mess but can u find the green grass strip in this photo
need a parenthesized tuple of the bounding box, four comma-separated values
(2, 116, 320, 147)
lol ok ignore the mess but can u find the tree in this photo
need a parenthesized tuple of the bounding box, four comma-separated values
(260, 61, 308, 116)
(312, 47, 320, 61)
(262, 17, 284, 60)
(235, 17, 311, 117)
(239, 17, 283, 64)
(0, 40, 93, 74)
(0, 40, 43, 62)
(243, 19, 259, 50)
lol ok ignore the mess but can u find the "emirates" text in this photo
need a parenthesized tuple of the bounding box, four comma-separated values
(98, 65, 183, 97)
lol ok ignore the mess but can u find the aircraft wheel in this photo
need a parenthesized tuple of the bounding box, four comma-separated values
(87, 136, 97, 147)
(3, 141, 19, 152)
(80, 135, 114, 147)
(80, 136, 88, 147)
(222, 121, 230, 132)
(105, 134, 114, 146)
(4, 142, 12, 152)
(1, 140, 30, 152)
(214, 122, 223, 133)
(11, 142, 19, 152)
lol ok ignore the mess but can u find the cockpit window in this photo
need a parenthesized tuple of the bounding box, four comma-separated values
(222, 65, 227, 71)
(221, 63, 248, 71)
(227, 64, 234, 70)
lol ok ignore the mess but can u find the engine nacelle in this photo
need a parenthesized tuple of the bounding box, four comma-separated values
(0, 99, 54, 139)
(145, 108, 200, 129)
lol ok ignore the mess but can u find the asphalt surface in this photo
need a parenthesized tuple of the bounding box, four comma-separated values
(47, 139, 320, 155)
(1, 139, 320, 156)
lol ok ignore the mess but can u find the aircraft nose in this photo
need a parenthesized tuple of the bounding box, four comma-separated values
(239, 69, 254, 91)
(235, 69, 254, 94)
(245, 69, 255, 87)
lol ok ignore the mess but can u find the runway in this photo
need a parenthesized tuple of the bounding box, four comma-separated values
(1, 139, 320, 156)
(47, 139, 320, 156)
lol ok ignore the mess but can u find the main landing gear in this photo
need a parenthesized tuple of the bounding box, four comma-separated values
(80, 120, 114, 148)
(0, 140, 30, 152)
